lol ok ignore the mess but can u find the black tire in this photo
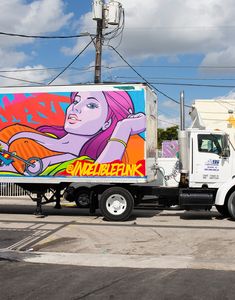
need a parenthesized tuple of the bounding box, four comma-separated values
(74, 188, 90, 208)
(215, 204, 230, 218)
(63, 186, 76, 202)
(100, 187, 134, 221)
(228, 191, 235, 220)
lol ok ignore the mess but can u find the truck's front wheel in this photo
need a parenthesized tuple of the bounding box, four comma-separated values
(100, 187, 134, 221)
(228, 191, 235, 220)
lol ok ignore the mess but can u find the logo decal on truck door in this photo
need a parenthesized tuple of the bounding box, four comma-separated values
(204, 159, 220, 171)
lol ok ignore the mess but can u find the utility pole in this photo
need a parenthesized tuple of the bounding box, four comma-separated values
(94, 18, 103, 83)
(93, 0, 104, 83)
(180, 91, 185, 130)
(92, 0, 123, 83)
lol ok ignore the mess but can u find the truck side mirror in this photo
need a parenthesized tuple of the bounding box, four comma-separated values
(220, 148, 230, 158)
(220, 134, 230, 158)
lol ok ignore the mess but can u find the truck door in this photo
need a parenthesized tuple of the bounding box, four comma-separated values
(190, 133, 231, 187)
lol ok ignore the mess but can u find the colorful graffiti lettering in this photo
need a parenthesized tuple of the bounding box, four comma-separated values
(63, 160, 145, 177)
(162, 140, 179, 158)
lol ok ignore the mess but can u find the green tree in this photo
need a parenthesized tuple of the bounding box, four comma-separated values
(157, 126, 178, 148)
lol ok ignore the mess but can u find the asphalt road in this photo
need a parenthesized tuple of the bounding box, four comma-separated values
(0, 198, 235, 299)
(0, 259, 235, 300)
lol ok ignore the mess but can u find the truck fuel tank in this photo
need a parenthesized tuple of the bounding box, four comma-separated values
(179, 188, 216, 210)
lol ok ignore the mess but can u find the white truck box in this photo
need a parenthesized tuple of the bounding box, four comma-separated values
(0, 83, 157, 184)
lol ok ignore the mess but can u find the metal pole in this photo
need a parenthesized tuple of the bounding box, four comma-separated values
(180, 91, 185, 130)
(94, 18, 103, 83)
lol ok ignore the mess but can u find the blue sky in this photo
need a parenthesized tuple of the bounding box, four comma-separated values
(1, 0, 235, 128)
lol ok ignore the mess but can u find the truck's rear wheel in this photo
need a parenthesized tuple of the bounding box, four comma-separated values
(100, 187, 134, 221)
(228, 191, 235, 220)
(74, 188, 90, 208)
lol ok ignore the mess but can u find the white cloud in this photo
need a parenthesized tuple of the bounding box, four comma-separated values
(0, 0, 73, 65)
(0, 65, 49, 87)
(0, 64, 71, 87)
(0, 62, 99, 87)
(200, 47, 235, 73)
(158, 113, 179, 129)
(162, 100, 179, 109)
(18, 0, 73, 34)
(214, 90, 235, 100)
(117, 0, 234, 59)
(0, 49, 27, 68)
(61, 37, 93, 56)
(61, 11, 96, 56)
(71, 0, 235, 67)
(3, 0, 235, 85)
(0, 0, 73, 35)
(79, 12, 96, 34)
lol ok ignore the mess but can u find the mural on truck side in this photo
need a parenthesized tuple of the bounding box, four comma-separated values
(0, 89, 146, 178)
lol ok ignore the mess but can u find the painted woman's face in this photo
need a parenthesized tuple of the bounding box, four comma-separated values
(64, 91, 109, 135)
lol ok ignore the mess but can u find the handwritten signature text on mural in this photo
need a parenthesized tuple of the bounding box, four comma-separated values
(65, 161, 145, 177)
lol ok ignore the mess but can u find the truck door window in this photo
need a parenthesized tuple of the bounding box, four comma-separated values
(198, 134, 222, 154)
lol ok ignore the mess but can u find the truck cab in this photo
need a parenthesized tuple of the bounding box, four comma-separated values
(174, 128, 235, 219)
(187, 129, 231, 188)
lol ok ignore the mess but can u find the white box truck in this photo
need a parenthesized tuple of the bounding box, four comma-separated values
(0, 83, 234, 221)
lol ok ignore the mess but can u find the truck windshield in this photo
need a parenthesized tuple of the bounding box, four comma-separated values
(198, 134, 223, 154)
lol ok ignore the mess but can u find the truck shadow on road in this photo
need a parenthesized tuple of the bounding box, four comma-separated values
(0, 203, 234, 222)
(0, 203, 162, 220)
(158, 210, 235, 222)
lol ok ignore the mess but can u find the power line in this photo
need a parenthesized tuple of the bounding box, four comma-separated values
(0, 21, 126, 41)
(158, 108, 179, 118)
(3, 64, 235, 74)
(108, 45, 192, 108)
(104, 64, 235, 70)
(114, 76, 235, 89)
(0, 66, 94, 86)
(123, 25, 235, 30)
(0, 65, 110, 74)
(0, 68, 94, 87)
(116, 76, 235, 81)
(48, 38, 95, 85)
(148, 82, 235, 88)
(64, 24, 235, 33)
(0, 67, 64, 73)
(158, 118, 179, 126)
(104, 9, 125, 49)
(0, 66, 97, 74)
(0, 31, 93, 39)
(0, 74, 44, 85)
